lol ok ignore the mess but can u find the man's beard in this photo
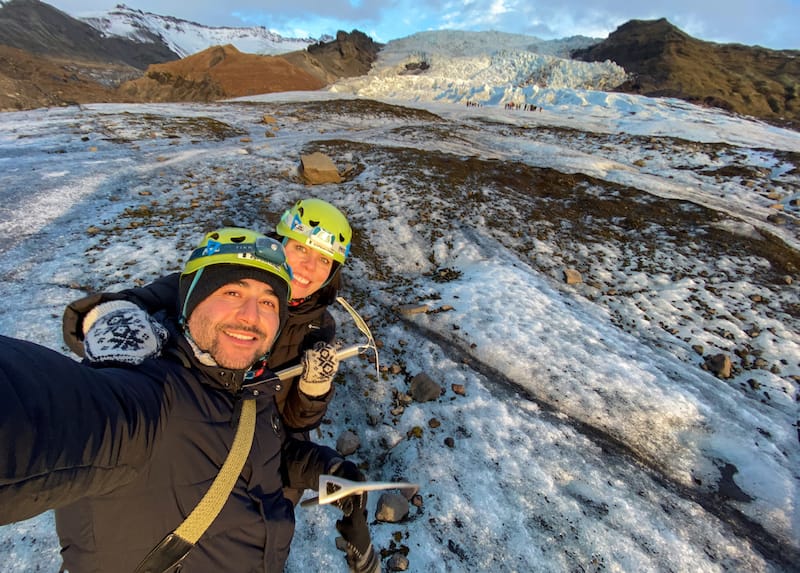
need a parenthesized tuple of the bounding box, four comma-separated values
(191, 319, 272, 370)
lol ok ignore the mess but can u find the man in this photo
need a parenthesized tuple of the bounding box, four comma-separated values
(0, 227, 379, 573)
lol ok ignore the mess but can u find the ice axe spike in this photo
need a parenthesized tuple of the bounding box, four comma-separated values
(300, 475, 419, 508)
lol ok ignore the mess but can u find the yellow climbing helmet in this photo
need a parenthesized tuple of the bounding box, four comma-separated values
(182, 227, 293, 285)
(276, 198, 352, 264)
(179, 228, 294, 321)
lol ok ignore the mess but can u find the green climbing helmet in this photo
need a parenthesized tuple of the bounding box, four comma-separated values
(182, 227, 293, 290)
(276, 198, 352, 264)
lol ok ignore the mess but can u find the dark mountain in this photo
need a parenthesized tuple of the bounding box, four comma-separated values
(572, 18, 800, 129)
(281, 30, 382, 84)
(0, 0, 379, 110)
(0, 0, 179, 69)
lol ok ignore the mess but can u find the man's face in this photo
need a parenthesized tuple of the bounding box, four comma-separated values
(284, 238, 334, 301)
(187, 278, 281, 370)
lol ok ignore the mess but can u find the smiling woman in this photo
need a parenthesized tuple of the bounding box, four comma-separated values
(276, 198, 352, 302)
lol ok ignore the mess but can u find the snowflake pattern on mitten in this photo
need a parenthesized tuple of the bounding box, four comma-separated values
(83, 301, 168, 364)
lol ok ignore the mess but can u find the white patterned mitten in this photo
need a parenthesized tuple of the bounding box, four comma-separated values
(298, 341, 339, 396)
(83, 300, 168, 365)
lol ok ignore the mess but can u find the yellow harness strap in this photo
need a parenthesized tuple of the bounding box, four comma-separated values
(134, 398, 257, 573)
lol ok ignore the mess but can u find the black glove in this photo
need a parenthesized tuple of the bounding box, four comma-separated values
(336, 508, 371, 555)
(331, 461, 380, 572)
(330, 460, 366, 517)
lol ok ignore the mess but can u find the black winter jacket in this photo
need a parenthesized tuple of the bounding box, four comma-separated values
(0, 331, 342, 573)
(62, 272, 340, 432)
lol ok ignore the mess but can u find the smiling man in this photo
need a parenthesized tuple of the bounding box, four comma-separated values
(185, 276, 279, 369)
(0, 227, 376, 573)
(178, 229, 292, 370)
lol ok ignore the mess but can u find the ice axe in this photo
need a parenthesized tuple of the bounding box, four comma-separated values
(275, 296, 379, 381)
(300, 474, 419, 508)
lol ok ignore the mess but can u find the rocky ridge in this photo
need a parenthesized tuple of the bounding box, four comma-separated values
(572, 18, 800, 130)
(117, 44, 326, 102)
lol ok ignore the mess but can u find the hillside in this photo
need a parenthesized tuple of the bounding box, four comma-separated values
(0, 45, 136, 110)
(116, 31, 380, 103)
(0, 93, 798, 572)
(117, 44, 326, 102)
(0, 0, 178, 68)
(572, 18, 800, 129)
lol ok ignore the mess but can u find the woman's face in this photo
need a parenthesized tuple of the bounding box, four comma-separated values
(284, 238, 334, 300)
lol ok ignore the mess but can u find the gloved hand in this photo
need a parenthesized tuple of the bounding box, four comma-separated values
(83, 300, 168, 365)
(298, 341, 339, 397)
(330, 461, 379, 572)
(330, 460, 366, 517)
(337, 508, 380, 573)
(336, 506, 371, 554)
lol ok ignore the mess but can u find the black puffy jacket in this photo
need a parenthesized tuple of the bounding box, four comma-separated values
(62, 271, 341, 432)
(0, 330, 342, 572)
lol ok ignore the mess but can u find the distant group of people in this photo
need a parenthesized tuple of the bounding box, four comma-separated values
(0, 199, 381, 572)
(504, 102, 540, 112)
(464, 100, 542, 112)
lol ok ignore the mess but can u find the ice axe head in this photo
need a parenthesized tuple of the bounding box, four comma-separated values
(300, 475, 419, 508)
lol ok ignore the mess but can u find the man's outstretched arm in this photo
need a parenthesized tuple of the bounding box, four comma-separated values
(0, 335, 164, 524)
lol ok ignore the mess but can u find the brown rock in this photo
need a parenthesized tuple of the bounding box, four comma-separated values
(299, 152, 342, 184)
(398, 303, 430, 315)
(409, 373, 443, 402)
(705, 353, 732, 379)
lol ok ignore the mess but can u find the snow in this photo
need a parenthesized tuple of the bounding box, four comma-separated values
(1, 31, 799, 573)
(79, 5, 318, 57)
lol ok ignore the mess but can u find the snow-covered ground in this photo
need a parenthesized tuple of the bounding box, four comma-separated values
(0, 32, 798, 573)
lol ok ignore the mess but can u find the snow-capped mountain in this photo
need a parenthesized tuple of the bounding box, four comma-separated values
(331, 31, 629, 104)
(79, 3, 325, 58)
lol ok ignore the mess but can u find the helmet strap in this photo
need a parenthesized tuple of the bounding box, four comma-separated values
(180, 267, 205, 325)
(320, 260, 341, 289)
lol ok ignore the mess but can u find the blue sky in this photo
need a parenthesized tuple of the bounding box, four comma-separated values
(41, 0, 800, 50)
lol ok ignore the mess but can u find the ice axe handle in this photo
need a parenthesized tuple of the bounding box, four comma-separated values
(275, 344, 364, 381)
